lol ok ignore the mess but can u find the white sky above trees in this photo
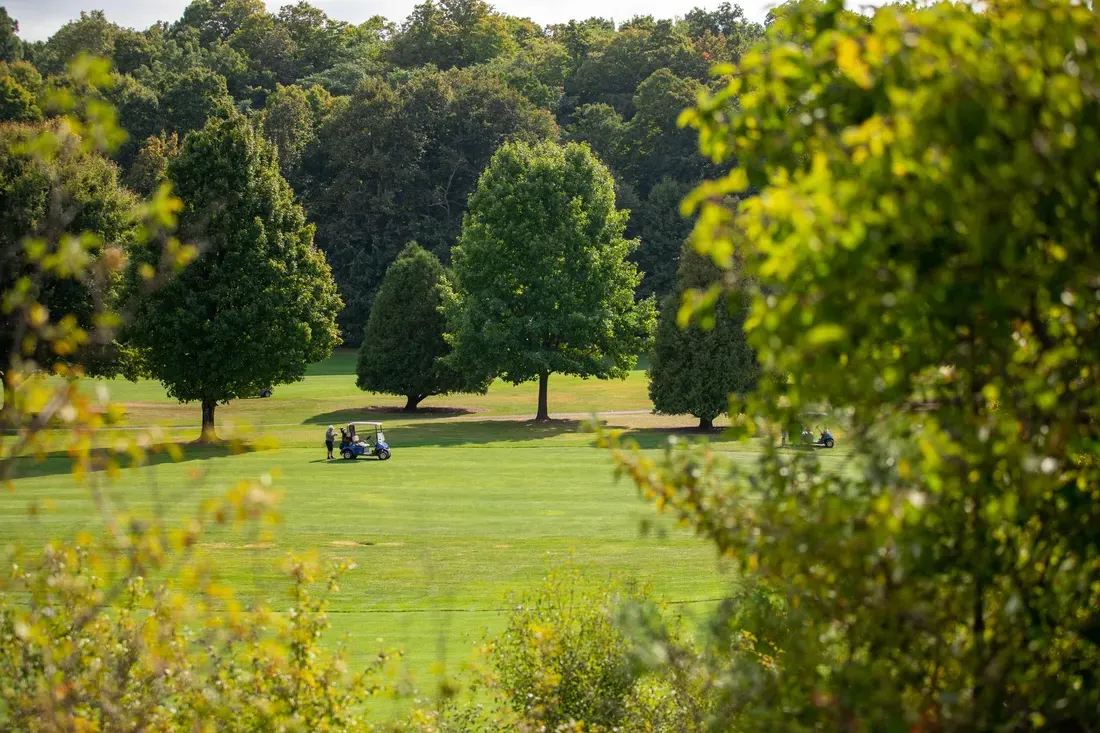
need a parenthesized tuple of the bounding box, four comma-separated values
(8, 0, 783, 42)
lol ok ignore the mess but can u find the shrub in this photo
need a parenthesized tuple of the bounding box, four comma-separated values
(485, 565, 706, 732)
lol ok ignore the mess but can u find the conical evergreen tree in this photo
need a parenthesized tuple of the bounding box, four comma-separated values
(648, 242, 759, 429)
(356, 242, 486, 411)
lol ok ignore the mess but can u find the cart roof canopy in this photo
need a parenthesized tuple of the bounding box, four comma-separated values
(348, 421, 383, 428)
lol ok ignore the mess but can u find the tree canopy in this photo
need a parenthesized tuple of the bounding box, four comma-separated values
(0, 8, 21, 62)
(0, 1, 767, 329)
(0, 120, 137, 378)
(129, 114, 341, 440)
(12, 1, 1100, 729)
(446, 140, 655, 420)
(302, 67, 556, 339)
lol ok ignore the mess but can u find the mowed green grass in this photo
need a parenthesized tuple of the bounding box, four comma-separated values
(4, 351, 790, 704)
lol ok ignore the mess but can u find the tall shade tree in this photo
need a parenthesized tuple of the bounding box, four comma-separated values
(175, 0, 266, 47)
(487, 36, 572, 113)
(623, 69, 710, 196)
(356, 242, 484, 411)
(388, 0, 517, 70)
(564, 20, 705, 118)
(648, 243, 757, 430)
(257, 83, 331, 182)
(609, 0, 1100, 729)
(103, 72, 160, 166)
(447, 141, 655, 421)
(682, 2, 764, 63)
(129, 115, 341, 441)
(0, 68, 39, 122)
(276, 1, 353, 77)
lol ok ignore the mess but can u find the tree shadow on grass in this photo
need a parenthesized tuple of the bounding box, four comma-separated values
(304, 405, 479, 425)
(611, 426, 743, 450)
(3, 441, 273, 481)
(379, 418, 592, 448)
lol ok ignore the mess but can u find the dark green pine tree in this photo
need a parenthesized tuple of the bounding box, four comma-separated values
(356, 242, 486, 411)
(648, 241, 759, 430)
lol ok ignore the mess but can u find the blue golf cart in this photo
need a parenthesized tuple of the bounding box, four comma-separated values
(339, 421, 391, 461)
(800, 411, 835, 448)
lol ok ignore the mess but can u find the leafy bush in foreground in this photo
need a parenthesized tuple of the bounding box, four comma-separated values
(486, 567, 708, 732)
(606, 0, 1100, 729)
(0, 59, 388, 733)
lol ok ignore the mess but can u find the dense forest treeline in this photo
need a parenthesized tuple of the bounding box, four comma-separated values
(0, 0, 767, 341)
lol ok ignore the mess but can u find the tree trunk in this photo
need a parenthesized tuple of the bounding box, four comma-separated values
(403, 394, 423, 412)
(698, 416, 714, 431)
(0, 373, 11, 428)
(199, 399, 217, 443)
(535, 371, 550, 421)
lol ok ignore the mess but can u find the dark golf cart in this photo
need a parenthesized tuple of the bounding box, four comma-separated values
(799, 411, 835, 448)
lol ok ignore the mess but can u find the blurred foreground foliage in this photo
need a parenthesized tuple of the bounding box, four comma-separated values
(406, 564, 712, 732)
(0, 57, 395, 732)
(603, 0, 1100, 729)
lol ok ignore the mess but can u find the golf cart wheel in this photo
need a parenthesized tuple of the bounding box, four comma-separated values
(378, 449, 391, 461)
(342, 450, 355, 460)
(825, 438, 835, 448)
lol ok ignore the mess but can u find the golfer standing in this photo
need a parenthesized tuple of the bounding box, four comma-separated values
(325, 425, 336, 459)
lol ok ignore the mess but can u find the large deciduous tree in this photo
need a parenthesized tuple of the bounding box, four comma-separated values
(564, 20, 705, 118)
(175, 0, 266, 48)
(123, 131, 179, 196)
(103, 72, 160, 166)
(565, 69, 714, 299)
(682, 2, 764, 63)
(446, 141, 655, 421)
(276, 2, 353, 77)
(623, 69, 709, 195)
(129, 115, 341, 441)
(257, 82, 331, 181)
(33, 10, 119, 76)
(612, 0, 1100, 729)
(0, 66, 39, 122)
(356, 242, 484, 411)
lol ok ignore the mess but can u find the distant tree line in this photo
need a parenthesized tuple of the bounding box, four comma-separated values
(0, 1, 766, 343)
(0, 0, 769, 423)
